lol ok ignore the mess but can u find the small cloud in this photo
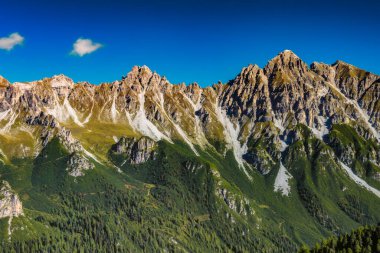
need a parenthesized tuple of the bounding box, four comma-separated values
(71, 38, 102, 57)
(0, 33, 24, 51)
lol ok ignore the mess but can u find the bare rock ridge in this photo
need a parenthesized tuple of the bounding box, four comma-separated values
(0, 50, 379, 176)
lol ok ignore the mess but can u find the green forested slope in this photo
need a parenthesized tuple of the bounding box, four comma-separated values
(0, 123, 379, 252)
(299, 224, 380, 253)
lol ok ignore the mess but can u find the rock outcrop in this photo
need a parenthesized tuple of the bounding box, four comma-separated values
(111, 136, 157, 164)
(0, 181, 23, 219)
(66, 153, 95, 177)
(57, 128, 83, 153)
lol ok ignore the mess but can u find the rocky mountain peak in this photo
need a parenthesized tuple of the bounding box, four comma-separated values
(219, 63, 270, 120)
(267, 49, 301, 64)
(264, 50, 309, 84)
(123, 65, 165, 91)
(127, 65, 154, 78)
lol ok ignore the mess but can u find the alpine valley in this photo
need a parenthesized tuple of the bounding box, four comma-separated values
(0, 50, 380, 252)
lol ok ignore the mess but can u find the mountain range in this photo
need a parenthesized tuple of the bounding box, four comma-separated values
(0, 50, 379, 252)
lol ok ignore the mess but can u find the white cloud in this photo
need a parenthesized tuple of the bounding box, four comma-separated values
(0, 33, 24, 51)
(71, 38, 102, 57)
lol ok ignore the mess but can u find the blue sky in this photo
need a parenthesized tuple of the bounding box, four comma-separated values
(0, 0, 379, 86)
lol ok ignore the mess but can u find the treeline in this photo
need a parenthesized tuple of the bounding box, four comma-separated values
(299, 224, 380, 253)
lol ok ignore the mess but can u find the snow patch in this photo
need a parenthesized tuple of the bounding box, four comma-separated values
(273, 115, 289, 152)
(279, 140, 288, 152)
(181, 92, 208, 147)
(273, 117, 285, 133)
(351, 101, 380, 141)
(63, 99, 84, 127)
(131, 91, 171, 142)
(181, 92, 197, 111)
(82, 100, 94, 124)
(310, 116, 329, 140)
(110, 94, 119, 122)
(274, 162, 293, 196)
(45, 94, 84, 127)
(83, 149, 103, 165)
(0, 109, 10, 121)
(113, 136, 119, 143)
(215, 105, 250, 178)
(0, 111, 18, 133)
(125, 110, 134, 129)
(98, 98, 111, 120)
(339, 161, 380, 198)
(327, 82, 380, 141)
(173, 123, 199, 156)
(157, 91, 199, 154)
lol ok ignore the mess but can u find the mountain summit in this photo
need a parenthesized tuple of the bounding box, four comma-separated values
(0, 51, 380, 251)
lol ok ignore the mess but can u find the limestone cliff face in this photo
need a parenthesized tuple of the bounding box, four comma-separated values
(0, 181, 23, 219)
(111, 136, 157, 164)
(0, 50, 379, 176)
(57, 128, 83, 153)
(66, 153, 95, 177)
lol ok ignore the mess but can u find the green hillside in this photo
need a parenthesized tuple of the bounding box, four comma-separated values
(0, 122, 379, 252)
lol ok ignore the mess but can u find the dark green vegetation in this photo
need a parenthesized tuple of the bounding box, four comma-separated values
(299, 224, 380, 253)
(0, 123, 379, 252)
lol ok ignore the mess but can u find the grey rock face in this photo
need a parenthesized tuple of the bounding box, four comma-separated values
(57, 128, 83, 153)
(183, 160, 204, 173)
(220, 64, 271, 122)
(217, 188, 252, 216)
(112, 136, 157, 164)
(243, 150, 275, 175)
(26, 111, 56, 128)
(66, 153, 95, 177)
(0, 181, 23, 219)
